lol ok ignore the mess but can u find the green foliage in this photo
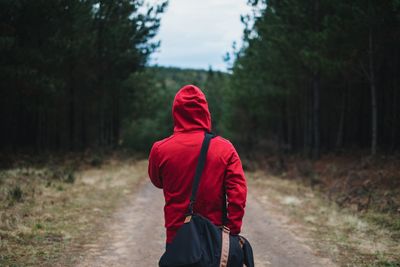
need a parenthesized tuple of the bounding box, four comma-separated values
(366, 213, 400, 232)
(2, 0, 399, 157)
(0, 0, 167, 151)
(65, 171, 75, 184)
(34, 223, 43, 230)
(227, 0, 400, 155)
(123, 117, 169, 151)
(120, 66, 229, 151)
(90, 155, 104, 167)
(48, 166, 76, 184)
(8, 186, 23, 202)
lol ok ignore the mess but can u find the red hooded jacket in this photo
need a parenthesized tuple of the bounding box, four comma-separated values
(148, 85, 247, 244)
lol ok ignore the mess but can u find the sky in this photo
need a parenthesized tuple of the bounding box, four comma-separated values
(148, 0, 252, 71)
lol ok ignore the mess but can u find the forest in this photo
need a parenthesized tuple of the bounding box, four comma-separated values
(1, 0, 400, 160)
(0, 0, 168, 152)
(228, 0, 400, 158)
(0, 0, 400, 266)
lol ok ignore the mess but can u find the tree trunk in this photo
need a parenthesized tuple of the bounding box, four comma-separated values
(304, 85, 313, 156)
(69, 85, 75, 151)
(286, 96, 293, 152)
(112, 88, 120, 148)
(336, 84, 347, 149)
(369, 29, 377, 156)
(391, 49, 398, 151)
(312, 73, 321, 159)
(81, 105, 87, 149)
(311, 0, 321, 159)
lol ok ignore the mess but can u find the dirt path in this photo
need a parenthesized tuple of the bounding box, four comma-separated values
(75, 179, 165, 266)
(242, 193, 334, 267)
(75, 178, 335, 267)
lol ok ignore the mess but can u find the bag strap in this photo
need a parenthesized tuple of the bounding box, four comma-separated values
(188, 132, 214, 214)
(222, 188, 228, 225)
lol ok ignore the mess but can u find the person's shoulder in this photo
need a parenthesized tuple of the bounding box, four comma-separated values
(213, 135, 236, 151)
(212, 135, 241, 164)
(214, 135, 232, 145)
(151, 134, 174, 151)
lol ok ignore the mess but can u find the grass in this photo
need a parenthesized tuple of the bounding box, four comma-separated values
(0, 158, 146, 267)
(248, 170, 400, 267)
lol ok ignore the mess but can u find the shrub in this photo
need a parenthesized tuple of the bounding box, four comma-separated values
(8, 186, 23, 202)
(90, 155, 103, 167)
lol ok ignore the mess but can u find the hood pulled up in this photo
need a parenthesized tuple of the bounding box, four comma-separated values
(172, 85, 211, 132)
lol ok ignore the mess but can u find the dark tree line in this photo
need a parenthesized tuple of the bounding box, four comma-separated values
(0, 0, 167, 152)
(2, 0, 399, 158)
(227, 0, 400, 157)
(120, 66, 229, 151)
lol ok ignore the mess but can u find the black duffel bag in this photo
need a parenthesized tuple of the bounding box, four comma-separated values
(159, 132, 254, 267)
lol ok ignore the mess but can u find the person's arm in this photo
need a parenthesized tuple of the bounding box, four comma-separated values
(148, 142, 163, 188)
(224, 147, 247, 234)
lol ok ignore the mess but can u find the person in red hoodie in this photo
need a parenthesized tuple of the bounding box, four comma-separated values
(148, 84, 247, 245)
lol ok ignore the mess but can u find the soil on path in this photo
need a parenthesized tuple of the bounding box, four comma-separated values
(75, 178, 335, 267)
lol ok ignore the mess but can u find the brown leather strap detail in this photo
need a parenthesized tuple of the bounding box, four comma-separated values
(239, 236, 245, 249)
(219, 226, 230, 267)
(184, 215, 192, 223)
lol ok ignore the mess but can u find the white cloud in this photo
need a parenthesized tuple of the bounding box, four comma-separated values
(149, 0, 252, 71)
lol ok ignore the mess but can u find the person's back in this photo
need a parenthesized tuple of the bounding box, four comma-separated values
(148, 85, 247, 245)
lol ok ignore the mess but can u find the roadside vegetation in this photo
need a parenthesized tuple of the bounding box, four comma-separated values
(0, 155, 146, 266)
(249, 175, 399, 266)
(246, 155, 400, 267)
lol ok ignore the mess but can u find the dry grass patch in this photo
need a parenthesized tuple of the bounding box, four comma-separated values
(0, 158, 147, 266)
(248, 170, 400, 267)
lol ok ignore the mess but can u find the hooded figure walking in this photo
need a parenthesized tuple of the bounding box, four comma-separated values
(148, 85, 248, 265)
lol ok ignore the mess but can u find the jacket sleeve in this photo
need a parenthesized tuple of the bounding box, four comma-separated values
(148, 142, 163, 188)
(224, 146, 247, 235)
